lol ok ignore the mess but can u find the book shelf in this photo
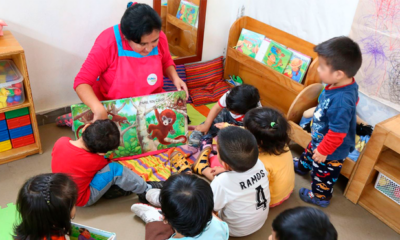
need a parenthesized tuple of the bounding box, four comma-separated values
(224, 16, 321, 114)
(345, 114, 400, 233)
(0, 31, 42, 164)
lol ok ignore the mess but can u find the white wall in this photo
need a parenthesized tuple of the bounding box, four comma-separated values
(0, 0, 358, 112)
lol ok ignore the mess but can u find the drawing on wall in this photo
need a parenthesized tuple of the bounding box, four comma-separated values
(349, 0, 400, 108)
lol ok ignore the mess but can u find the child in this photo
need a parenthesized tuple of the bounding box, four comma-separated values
(294, 36, 362, 207)
(193, 127, 270, 237)
(52, 119, 162, 207)
(189, 84, 261, 148)
(269, 206, 338, 240)
(244, 107, 295, 207)
(14, 173, 78, 240)
(131, 174, 229, 240)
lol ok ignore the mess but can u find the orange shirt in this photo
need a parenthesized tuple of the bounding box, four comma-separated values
(259, 149, 295, 205)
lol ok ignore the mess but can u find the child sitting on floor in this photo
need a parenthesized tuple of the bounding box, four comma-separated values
(269, 206, 337, 240)
(188, 84, 261, 147)
(14, 173, 78, 240)
(294, 36, 362, 208)
(131, 174, 229, 240)
(244, 107, 295, 207)
(51, 119, 162, 207)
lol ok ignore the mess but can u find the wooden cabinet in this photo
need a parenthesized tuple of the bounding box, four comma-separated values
(0, 31, 42, 164)
(345, 115, 400, 234)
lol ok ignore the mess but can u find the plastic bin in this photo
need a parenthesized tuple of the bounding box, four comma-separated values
(375, 172, 400, 206)
(9, 125, 32, 139)
(6, 115, 31, 129)
(11, 134, 35, 148)
(0, 60, 25, 109)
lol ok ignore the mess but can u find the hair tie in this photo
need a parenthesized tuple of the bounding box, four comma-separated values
(271, 122, 276, 128)
(127, 2, 137, 8)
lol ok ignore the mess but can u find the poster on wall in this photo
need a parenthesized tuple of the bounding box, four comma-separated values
(349, 0, 400, 110)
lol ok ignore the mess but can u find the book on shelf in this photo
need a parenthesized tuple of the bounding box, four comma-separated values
(255, 37, 272, 62)
(283, 48, 312, 83)
(176, 0, 199, 27)
(235, 28, 265, 59)
(263, 40, 292, 73)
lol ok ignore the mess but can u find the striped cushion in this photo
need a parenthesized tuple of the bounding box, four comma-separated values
(163, 65, 192, 103)
(185, 56, 224, 89)
(190, 80, 231, 106)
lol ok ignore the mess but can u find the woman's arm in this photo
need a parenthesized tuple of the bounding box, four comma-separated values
(76, 84, 108, 121)
(165, 65, 189, 99)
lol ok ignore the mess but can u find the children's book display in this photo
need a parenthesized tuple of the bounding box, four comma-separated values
(235, 28, 264, 59)
(238, 29, 312, 83)
(71, 91, 188, 159)
(176, 0, 199, 27)
(71, 222, 116, 240)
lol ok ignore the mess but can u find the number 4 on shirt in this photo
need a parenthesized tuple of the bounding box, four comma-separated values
(256, 185, 268, 210)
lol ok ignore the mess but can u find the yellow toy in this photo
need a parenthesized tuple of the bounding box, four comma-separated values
(0, 88, 9, 108)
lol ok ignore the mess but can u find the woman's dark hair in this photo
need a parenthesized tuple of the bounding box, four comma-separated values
(82, 119, 120, 153)
(244, 107, 290, 155)
(314, 36, 362, 78)
(272, 207, 338, 240)
(14, 173, 78, 240)
(217, 127, 259, 172)
(226, 84, 260, 115)
(121, 3, 162, 43)
(160, 174, 213, 237)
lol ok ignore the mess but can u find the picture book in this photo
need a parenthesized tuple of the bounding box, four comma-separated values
(263, 41, 292, 73)
(283, 48, 312, 83)
(71, 91, 188, 160)
(182, 2, 199, 27)
(255, 37, 272, 62)
(236, 28, 265, 58)
(70, 222, 116, 240)
(176, 1, 186, 20)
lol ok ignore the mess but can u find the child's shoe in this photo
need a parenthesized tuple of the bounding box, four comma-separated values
(131, 203, 163, 223)
(293, 157, 308, 175)
(188, 130, 204, 147)
(193, 147, 211, 175)
(299, 188, 330, 208)
(169, 150, 192, 174)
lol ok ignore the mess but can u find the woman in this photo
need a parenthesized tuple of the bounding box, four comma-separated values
(58, 2, 188, 126)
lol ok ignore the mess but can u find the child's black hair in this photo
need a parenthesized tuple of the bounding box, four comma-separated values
(314, 36, 362, 78)
(160, 174, 213, 237)
(121, 3, 162, 44)
(226, 84, 260, 115)
(82, 119, 120, 153)
(217, 126, 259, 172)
(244, 107, 290, 155)
(272, 207, 338, 240)
(14, 173, 78, 240)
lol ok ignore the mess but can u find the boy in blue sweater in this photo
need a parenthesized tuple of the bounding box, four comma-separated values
(294, 36, 362, 207)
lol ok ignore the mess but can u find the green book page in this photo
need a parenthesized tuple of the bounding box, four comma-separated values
(263, 41, 293, 73)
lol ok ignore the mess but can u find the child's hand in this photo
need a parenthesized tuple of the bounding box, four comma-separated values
(312, 149, 327, 163)
(195, 123, 210, 133)
(214, 122, 229, 129)
(211, 166, 226, 176)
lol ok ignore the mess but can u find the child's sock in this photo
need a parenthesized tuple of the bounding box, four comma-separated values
(146, 189, 161, 207)
(131, 204, 163, 224)
(138, 181, 165, 204)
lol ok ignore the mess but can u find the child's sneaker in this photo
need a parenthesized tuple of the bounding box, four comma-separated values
(293, 157, 308, 175)
(170, 151, 192, 174)
(131, 203, 163, 223)
(299, 188, 330, 208)
(188, 130, 204, 147)
(146, 189, 161, 207)
(193, 147, 211, 175)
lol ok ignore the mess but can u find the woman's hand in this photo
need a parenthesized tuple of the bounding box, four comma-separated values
(172, 77, 189, 100)
(92, 105, 108, 122)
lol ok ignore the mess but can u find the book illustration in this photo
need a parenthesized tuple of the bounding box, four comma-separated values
(236, 28, 265, 58)
(183, 2, 199, 26)
(71, 222, 116, 240)
(263, 41, 292, 73)
(72, 91, 188, 159)
(283, 48, 312, 83)
(255, 37, 272, 62)
(176, 1, 186, 20)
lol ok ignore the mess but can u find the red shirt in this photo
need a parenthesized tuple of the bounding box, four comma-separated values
(73, 25, 175, 101)
(51, 137, 109, 206)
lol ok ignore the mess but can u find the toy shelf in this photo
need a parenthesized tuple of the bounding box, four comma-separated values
(0, 31, 42, 164)
(224, 16, 320, 115)
(345, 114, 400, 234)
(167, 14, 197, 37)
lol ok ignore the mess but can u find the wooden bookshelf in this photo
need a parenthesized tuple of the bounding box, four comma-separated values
(0, 31, 42, 163)
(345, 114, 400, 234)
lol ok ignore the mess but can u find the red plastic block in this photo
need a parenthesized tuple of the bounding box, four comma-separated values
(11, 134, 35, 149)
(6, 115, 31, 129)
(0, 113, 4, 121)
